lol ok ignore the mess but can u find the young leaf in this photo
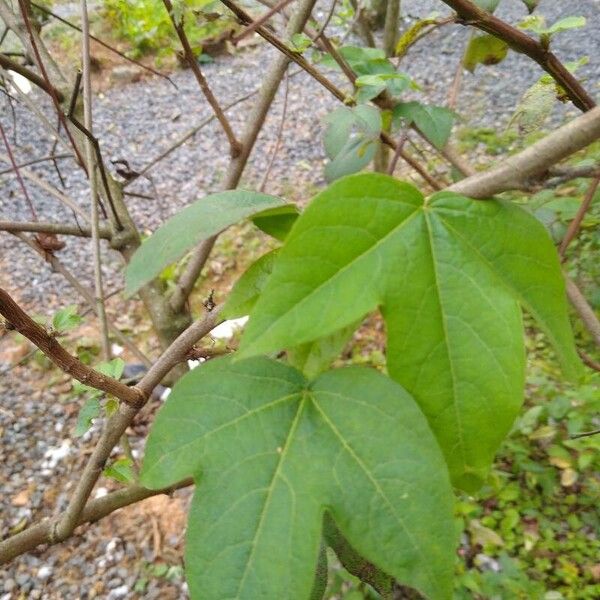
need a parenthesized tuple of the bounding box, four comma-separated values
(124, 190, 286, 296)
(52, 305, 82, 333)
(238, 174, 582, 490)
(521, 0, 539, 13)
(473, 0, 500, 12)
(252, 204, 299, 241)
(323, 105, 381, 181)
(509, 79, 556, 134)
(74, 398, 101, 436)
(393, 102, 456, 149)
(463, 34, 509, 72)
(104, 457, 136, 483)
(141, 356, 455, 600)
(222, 250, 278, 319)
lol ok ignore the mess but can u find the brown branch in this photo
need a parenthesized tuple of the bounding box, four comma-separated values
(579, 350, 600, 373)
(16, 0, 85, 168)
(29, 1, 176, 86)
(170, 0, 319, 313)
(440, 0, 595, 112)
(0, 52, 64, 100)
(232, 0, 296, 43)
(0, 120, 37, 220)
(163, 0, 241, 157)
(11, 231, 151, 367)
(0, 478, 193, 564)
(565, 277, 600, 348)
(559, 176, 600, 257)
(0, 287, 145, 407)
(0, 219, 111, 238)
(0, 152, 72, 175)
(448, 107, 600, 198)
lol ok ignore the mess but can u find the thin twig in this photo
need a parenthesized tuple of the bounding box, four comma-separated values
(0, 152, 72, 175)
(441, 0, 595, 112)
(0, 152, 88, 219)
(0, 288, 145, 406)
(0, 478, 192, 564)
(81, 0, 110, 359)
(0, 120, 37, 219)
(170, 0, 319, 313)
(30, 1, 177, 87)
(259, 70, 289, 192)
(0, 52, 64, 100)
(11, 231, 151, 366)
(449, 107, 600, 198)
(0, 219, 110, 238)
(559, 176, 600, 258)
(163, 0, 241, 156)
(232, 0, 296, 43)
(16, 0, 85, 167)
(565, 276, 600, 348)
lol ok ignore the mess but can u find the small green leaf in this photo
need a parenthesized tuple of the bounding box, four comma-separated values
(393, 102, 456, 149)
(222, 250, 278, 319)
(125, 191, 286, 296)
(238, 174, 582, 490)
(252, 204, 299, 241)
(546, 16, 586, 35)
(288, 322, 358, 379)
(323, 105, 381, 181)
(508, 79, 556, 134)
(463, 34, 509, 72)
(473, 0, 500, 12)
(104, 457, 136, 483)
(521, 0, 539, 13)
(74, 398, 101, 436)
(141, 356, 455, 600)
(289, 32, 312, 53)
(52, 305, 83, 333)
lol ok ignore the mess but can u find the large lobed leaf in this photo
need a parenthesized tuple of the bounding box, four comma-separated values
(124, 190, 287, 296)
(141, 356, 455, 600)
(237, 174, 582, 491)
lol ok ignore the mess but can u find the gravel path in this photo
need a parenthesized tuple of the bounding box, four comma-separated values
(1, 0, 599, 597)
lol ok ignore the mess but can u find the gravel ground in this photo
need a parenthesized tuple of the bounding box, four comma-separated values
(1, 0, 599, 597)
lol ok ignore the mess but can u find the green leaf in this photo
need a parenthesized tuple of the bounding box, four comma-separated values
(141, 356, 455, 600)
(125, 190, 286, 296)
(518, 15, 586, 36)
(103, 457, 136, 483)
(508, 78, 556, 134)
(223, 250, 278, 319)
(323, 105, 381, 181)
(288, 322, 357, 379)
(473, 0, 500, 12)
(238, 174, 582, 490)
(252, 204, 299, 241)
(463, 34, 509, 72)
(72, 358, 125, 397)
(289, 32, 312, 53)
(393, 102, 456, 149)
(521, 0, 539, 13)
(546, 16, 586, 35)
(52, 305, 83, 333)
(74, 398, 101, 436)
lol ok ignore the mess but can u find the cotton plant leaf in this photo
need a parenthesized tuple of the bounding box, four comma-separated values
(125, 190, 286, 296)
(463, 34, 509, 72)
(393, 102, 456, 149)
(252, 204, 300, 241)
(238, 174, 582, 490)
(508, 78, 556, 134)
(223, 250, 279, 319)
(141, 356, 455, 600)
